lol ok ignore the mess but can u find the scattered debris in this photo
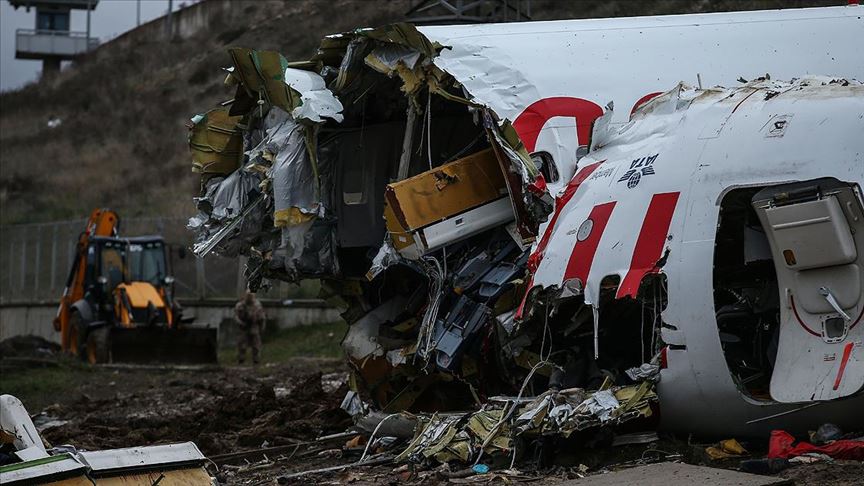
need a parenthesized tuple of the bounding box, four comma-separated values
(0, 336, 60, 359)
(706, 438, 748, 460)
(396, 382, 657, 465)
(767, 430, 864, 461)
(574, 461, 793, 486)
(0, 394, 212, 485)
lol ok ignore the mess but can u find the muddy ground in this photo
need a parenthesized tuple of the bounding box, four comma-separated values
(1, 336, 861, 485)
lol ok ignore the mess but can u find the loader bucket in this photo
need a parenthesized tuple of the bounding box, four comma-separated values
(108, 326, 218, 364)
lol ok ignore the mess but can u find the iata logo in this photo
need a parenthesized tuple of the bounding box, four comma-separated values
(618, 154, 659, 188)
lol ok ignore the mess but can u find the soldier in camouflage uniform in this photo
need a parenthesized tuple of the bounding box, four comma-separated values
(234, 291, 265, 365)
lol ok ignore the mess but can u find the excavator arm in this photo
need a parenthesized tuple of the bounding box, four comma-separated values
(54, 208, 119, 353)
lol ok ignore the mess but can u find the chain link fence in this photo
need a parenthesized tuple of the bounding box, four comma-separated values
(0, 217, 314, 305)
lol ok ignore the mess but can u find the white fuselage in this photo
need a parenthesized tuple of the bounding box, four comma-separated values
(530, 79, 864, 436)
(419, 5, 864, 196)
(413, 6, 864, 436)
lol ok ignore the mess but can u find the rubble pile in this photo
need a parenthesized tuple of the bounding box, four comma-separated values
(40, 368, 351, 456)
(397, 382, 656, 465)
(184, 23, 658, 422)
(0, 336, 60, 359)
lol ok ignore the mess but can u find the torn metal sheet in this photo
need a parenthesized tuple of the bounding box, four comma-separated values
(0, 395, 47, 460)
(257, 107, 321, 226)
(283, 67, 344, 123)
(524, 77, 864, 436)
(398, 382, 657, 465)
(342, 295, 409, 361)
(418, 8, 863, 192)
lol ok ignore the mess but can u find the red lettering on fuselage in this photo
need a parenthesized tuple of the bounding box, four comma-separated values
(512, 92, 666, 153)
(513, 97, 603, 152)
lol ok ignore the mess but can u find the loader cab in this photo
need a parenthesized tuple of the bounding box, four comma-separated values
(83, 236, 174, 325)
(86, 236, 170, 292)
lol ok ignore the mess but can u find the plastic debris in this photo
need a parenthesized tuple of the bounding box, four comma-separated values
(811, 423, 844, 445)
(706, 438, 748, 460)
(397, 383, 657, 465)
(767, 430, 864, 461)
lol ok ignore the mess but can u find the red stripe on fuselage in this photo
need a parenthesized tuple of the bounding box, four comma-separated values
(563, 202, 617, 284)
(527, 160, 605, 273)
(833, 342, 855, 391)
(617, 192, 680, 299)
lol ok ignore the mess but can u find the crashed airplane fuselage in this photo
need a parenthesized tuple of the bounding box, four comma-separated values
(524, 78, 864, 437)
(187, 5, 864, 438)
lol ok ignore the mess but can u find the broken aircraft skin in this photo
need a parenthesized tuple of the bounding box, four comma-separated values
(523, 78, 864, 438)
(186, 5, 864, 442)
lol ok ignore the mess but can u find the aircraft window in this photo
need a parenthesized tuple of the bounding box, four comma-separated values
(531, 152, 559, 183)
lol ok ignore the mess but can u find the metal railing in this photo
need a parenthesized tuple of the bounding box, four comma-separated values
(15, 28, 99, 58)
(0, 217, 314, 305)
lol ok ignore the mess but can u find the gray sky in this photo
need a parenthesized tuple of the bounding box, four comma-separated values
(1, 0, 188, 92)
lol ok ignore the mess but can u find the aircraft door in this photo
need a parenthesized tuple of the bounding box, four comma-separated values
(752, 178, 864, 403)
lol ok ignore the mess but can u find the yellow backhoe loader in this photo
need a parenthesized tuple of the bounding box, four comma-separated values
(53, 208, 217, 364)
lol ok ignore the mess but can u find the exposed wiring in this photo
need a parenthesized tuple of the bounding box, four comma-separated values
(415, 256, 444, 362)
(360, 413, 400, 463)
(474, 357, 554, 466)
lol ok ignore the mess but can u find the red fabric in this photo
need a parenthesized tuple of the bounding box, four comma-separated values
(767, 430, 864, 460)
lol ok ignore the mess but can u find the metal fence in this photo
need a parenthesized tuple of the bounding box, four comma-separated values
(0, 217, 313, 305)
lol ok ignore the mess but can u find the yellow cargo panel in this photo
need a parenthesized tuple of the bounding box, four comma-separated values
(384, 149, 506, 232)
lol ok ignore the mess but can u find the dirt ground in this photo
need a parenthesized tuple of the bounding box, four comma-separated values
(1, 336, 862, 485)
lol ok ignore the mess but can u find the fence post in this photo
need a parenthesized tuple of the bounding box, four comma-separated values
(236, 257, 246, 296)
(33, 226, 42, 298)
(20, 235, 27, 294)
(7, 239, 14, 301)
(67, 224, 75, 269)
(196, 257, 206, 301)
(50, 224, 58, 292)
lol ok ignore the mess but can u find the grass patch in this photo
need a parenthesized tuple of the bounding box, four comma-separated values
(0, 363, 93, 411)
(219, 320, 348, 365)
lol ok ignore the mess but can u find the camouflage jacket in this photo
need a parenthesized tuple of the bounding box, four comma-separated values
(234, 300, 265, 328)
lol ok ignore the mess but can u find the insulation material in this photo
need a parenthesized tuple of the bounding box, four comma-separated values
(187, 169, 265, 257)
(204, 170, 261, 222)
(397, 383, 657, 465)
(364, 44, 422, 74)
(259, 108, 321, 227)
(283, 68, 344, 123)
(188, 107, 244, 178)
